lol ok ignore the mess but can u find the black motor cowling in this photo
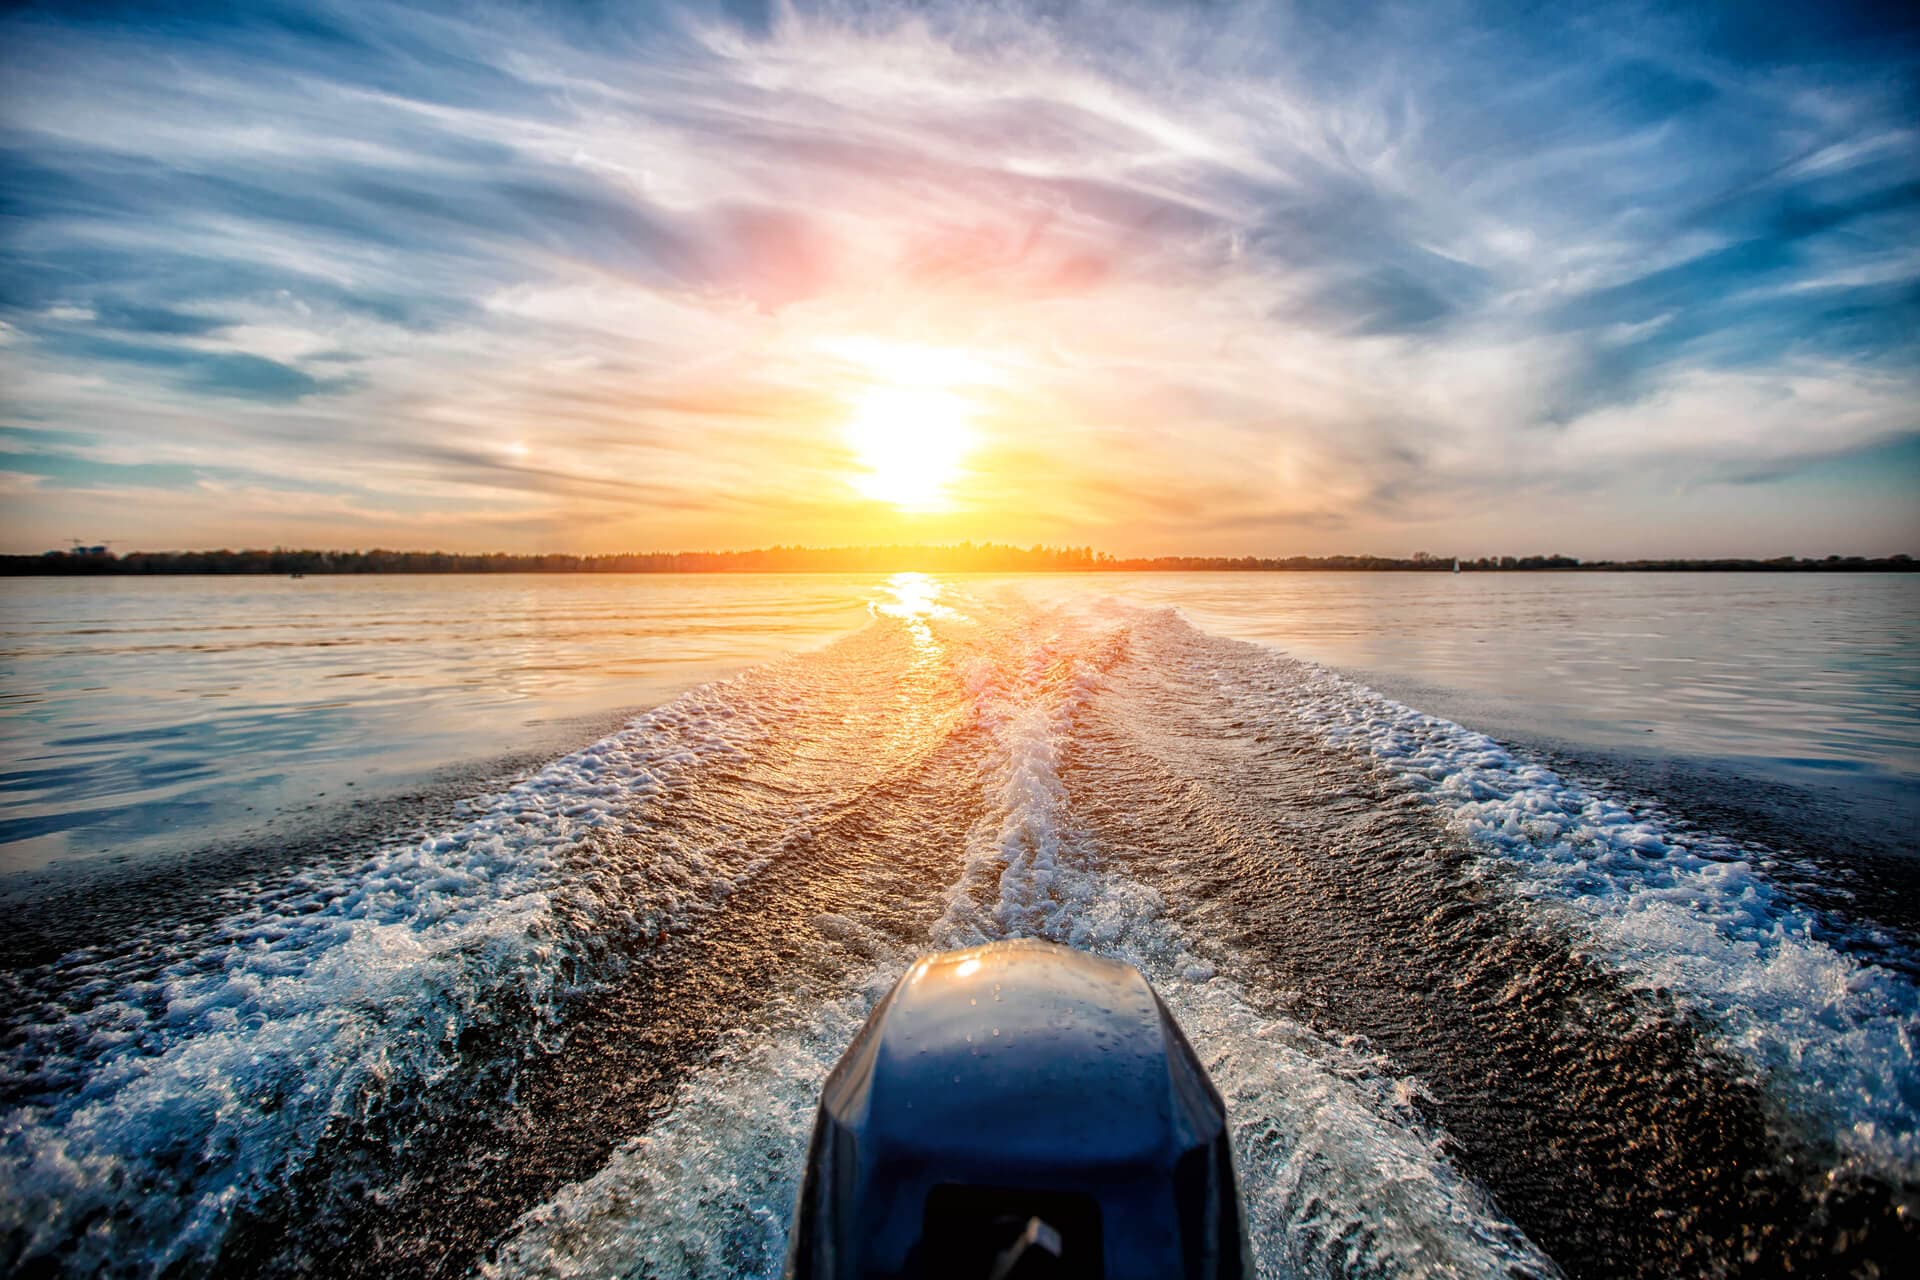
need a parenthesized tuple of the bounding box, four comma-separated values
(786, 940, 1250, 1280)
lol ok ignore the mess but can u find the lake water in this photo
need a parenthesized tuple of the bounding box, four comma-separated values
(2, 571, 1916, 1278)
(5, 572, 1913, 876)
(0, 574, 874, 873)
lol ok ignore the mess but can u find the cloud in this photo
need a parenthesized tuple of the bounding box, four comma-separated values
(32, 332, 345, 401)
(0, 0, 1916, 555)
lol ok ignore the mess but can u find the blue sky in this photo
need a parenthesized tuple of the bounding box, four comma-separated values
(1, 0, 1916, 556)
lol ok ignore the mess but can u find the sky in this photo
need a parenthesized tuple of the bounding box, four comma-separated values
(1, 0, 1917, 559)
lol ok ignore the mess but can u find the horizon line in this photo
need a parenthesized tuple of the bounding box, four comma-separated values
(6, 543, 1916, 574)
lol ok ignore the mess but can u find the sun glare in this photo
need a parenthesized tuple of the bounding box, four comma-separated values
(843, 383, 975, 510)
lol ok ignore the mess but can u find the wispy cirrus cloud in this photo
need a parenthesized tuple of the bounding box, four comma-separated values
(1, 0, 1915, 555)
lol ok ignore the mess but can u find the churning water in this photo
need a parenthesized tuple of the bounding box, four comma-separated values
(1, 572, 1915, 1277)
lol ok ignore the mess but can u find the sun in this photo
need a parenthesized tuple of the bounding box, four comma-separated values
(843, 383, 975, 510)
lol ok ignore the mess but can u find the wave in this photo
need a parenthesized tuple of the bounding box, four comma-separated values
(1263, 652, 1920, 1184)
(0, 677, 774, 1275)
(2, 579, 1912, 1276)
(483, 599, 1556, 1280)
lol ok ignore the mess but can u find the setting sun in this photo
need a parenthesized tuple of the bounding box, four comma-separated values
(843, 384, 976, 510)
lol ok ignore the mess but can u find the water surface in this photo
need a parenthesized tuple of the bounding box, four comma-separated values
(1, 574, 872, 873)
(1031, 571, 1920, 779)
(6, 572, 1914, 878)
(1, 571, 1914, 1279)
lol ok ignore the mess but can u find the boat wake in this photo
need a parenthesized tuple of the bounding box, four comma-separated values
(2, 577, 1913, 1278)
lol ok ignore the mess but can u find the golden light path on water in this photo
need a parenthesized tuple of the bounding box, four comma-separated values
(870, 570, 958, 636)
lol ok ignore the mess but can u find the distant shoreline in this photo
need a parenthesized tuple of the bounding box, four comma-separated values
(5, 546, 1915, 576)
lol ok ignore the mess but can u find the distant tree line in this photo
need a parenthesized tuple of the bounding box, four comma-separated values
(4, 544, 1914, 575)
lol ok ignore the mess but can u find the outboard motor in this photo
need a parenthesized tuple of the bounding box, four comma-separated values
(787, 940, 1250, 1279)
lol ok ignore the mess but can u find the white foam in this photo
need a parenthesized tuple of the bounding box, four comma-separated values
(1259, 653, 1920, 1184)
(27, 586, 1904, 1275)
(479, 952, 897, 1280)
(0, 679, 774, 1275)
(483, 609, 1557, 1280)
(934, 609, 1558, 1279)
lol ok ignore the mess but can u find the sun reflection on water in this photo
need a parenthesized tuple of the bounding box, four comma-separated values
(874, 571, 955, 622)
(870, 572, 962, 664)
